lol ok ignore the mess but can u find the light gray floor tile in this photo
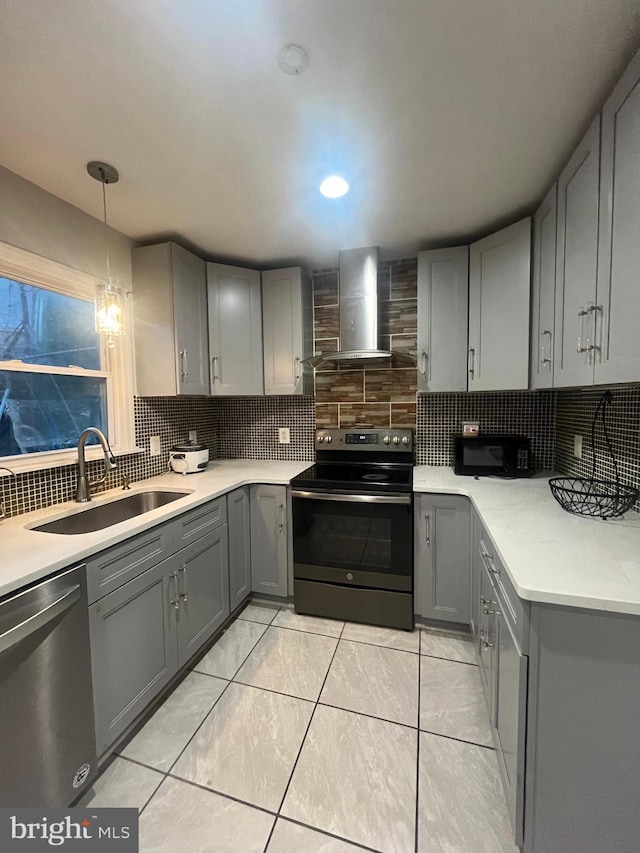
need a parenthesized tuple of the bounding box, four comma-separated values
(420, 656, 493, 747)
(140, 776, 274, 853)
(235, 626, 338, 701)
(240, 602, 281, 625)
(267, 819, 365, 852)
(418, 732, 518, 853)
(119, 671, 228, 772)
(193, 618, 267, 679)
(272, 608, 344, 637)
(420, 627, 477, 664)
(172, 682, 313, 812)
(282, 704, 417, 853)
(320, 639, 419, 727)
(341, 621, 420, 654)
(77, 757, 163, 811)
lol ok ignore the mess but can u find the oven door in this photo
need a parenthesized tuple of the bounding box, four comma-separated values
(291, 490, 413, 592)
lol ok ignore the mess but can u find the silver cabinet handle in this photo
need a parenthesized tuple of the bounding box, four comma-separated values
(540, 329, 552, 366)
(482, 639, 495, 650)
(424, 512, 431, 545)
(183, 349, 189, 378)
(170, 571, 180, 610)
(0, 585, 80, 655)
(179, 565, 188, 602)
(583, 303, 601, 359)
(420, 350, 427, 376)
(468, 348, 475, 379)
(179, 350, 187, 380)
(577, 307, 588, 353)
(294, 356, 301, 381)
(211, 355, 218, 383)
(278, 503, 285, 533)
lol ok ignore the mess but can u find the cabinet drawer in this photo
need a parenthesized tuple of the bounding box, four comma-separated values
(172, 497, 227, 549)
(479, 534, 529, 654)
(87, 524, 175, 604)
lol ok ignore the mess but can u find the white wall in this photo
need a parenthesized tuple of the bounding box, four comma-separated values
(0, 165, 133, 284)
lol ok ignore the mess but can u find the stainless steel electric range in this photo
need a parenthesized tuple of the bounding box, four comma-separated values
(291, 428, 414, 631)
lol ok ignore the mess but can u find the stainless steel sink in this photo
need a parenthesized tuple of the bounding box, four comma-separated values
(31, 490, 192, 535)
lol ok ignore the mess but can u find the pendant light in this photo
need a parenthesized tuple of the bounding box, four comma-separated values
(87, 160, 125, 348)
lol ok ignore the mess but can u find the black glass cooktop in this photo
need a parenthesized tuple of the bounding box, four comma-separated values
(291, 462, 413, 493)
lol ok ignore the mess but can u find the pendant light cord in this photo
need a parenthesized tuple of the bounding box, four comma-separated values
(100, 166, 111, 281)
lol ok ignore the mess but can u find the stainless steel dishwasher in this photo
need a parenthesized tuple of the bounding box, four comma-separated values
(0, 564, 97, 807)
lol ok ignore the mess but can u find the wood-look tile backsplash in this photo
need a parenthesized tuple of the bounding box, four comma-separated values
(313, 260, 418, 430)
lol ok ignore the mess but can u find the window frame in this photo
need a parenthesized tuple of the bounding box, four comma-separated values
(0, 240, 136, 473)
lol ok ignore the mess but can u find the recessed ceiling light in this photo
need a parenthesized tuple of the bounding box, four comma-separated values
(278, 44, 309, 75)
(319, 175, 349, 198)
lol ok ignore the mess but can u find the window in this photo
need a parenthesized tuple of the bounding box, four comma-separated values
(0, 242, 134, 469)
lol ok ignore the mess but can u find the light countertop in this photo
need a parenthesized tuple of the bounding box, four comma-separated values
(414, 466, 640, 616)
(0, 459, 312, 600)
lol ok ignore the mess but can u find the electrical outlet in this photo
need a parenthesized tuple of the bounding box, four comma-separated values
(188, 430, 197, 443)
(573, 434, 583, 459)
(278, 427, 291, 444)
(150, 436, 161, 456)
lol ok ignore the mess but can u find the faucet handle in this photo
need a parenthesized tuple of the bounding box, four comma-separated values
(121, 474, 131, 491)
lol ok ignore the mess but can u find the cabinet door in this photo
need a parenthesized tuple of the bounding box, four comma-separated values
(176, 527, 230, 667)
(207, 263, 264, 395)
(468, 219, 531, 390)
(228, 486, 251, 609)
(414, 494, 471, 623)
(596, 51, 640, 385)
(417, 247, 469, 392)
(89, 560, 178, 755)
(250, 484, 288, 597)
(531, 185, 557, 389)
(262, 267, 313, 395)
(172, 244, 209, 395)
(553, 116, 600, 387)
(494, 608, 528, 845)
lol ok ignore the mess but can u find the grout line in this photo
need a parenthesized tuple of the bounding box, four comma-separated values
(275, 816, 385, 853)
(420, 651, 478, 667)
(165, 772, 278, 818)
(315, 700, 418, 732)
(418, 727, 496, 751)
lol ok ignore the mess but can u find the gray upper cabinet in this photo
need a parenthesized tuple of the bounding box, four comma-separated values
(468, 219, 531, 391)
(262, 267, 314, 395)
(414, 493, 471, 623)
(250, 484, 288, 597)
(553, 116, 601, 388)
(595, 49, 640, 385)
(530, 185, 557, 389)
(176, 526, 229, 667)
(133, 243, 209, 396)
(207, 262, 264, 395)
(228, 486, 252, 610)
(417, 247, 469, 392)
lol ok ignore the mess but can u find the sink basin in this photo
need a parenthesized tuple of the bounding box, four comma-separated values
(31, 490, 192, 535)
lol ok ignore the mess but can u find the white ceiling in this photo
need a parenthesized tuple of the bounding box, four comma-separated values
(0, 0, 639, 269)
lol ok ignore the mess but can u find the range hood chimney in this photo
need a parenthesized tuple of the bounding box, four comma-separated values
(306, 246, 415, 368)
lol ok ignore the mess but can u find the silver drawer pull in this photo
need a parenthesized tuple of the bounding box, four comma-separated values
(425, 512, 431, 545)
(179, 565, 188, 602)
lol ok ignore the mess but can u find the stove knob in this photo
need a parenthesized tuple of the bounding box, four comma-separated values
(326, 435, 332, 443)
(383, 435, 391, 445)
(401, 436, 410, 445)
(318, 435, 324, 443)
(392, 436, 400, 445)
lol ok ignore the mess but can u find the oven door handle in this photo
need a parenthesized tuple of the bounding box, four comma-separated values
(291, 490, 411, 505)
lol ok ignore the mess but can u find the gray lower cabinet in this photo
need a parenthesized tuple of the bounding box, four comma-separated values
(227, 486, 252, 609)
(250, 484, 288, 597)
(176, 526, 229, 666)
(89, 559, 178, 756)
(414, 493, 471, 623)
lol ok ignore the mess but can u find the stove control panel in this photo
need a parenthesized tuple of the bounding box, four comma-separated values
(315, 428, 413, 452)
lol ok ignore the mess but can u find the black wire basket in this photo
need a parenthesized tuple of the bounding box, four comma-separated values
(549, 477, 639, 519)
(549, 390, 640, 520)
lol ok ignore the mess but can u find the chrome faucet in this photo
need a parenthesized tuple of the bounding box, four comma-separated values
(75, 427, 118, 503)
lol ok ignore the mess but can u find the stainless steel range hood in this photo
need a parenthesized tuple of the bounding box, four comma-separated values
(306, 246, 415, 369)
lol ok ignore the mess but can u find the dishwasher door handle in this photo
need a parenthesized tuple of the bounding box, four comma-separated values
(0, 585, 81, 655)
(291, 490, 411, 505)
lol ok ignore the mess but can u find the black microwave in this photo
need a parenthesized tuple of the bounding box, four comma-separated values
(453, 434, 532, 478)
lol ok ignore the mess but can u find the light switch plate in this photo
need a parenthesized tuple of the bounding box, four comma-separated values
(188, 430, 197, 443)
(150, 436, 161, 456)
(573, 435, 583, 459)
(278, 427, 290, 444)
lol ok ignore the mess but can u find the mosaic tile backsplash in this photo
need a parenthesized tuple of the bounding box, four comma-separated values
(416, 390, 557, 469)
(554, 385, 640, 513)
(313, 260, 418, 430)
(216, 396, 315, 461)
